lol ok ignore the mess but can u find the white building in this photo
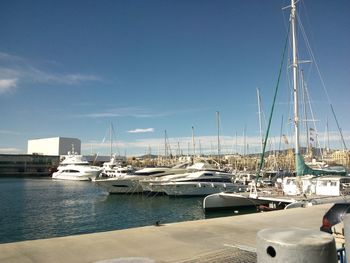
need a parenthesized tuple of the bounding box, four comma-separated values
(27, 137, 81, 156)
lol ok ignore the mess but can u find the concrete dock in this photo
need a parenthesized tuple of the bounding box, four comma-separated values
(0, 204, 333, 263)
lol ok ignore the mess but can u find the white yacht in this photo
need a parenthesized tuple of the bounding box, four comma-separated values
(203, 191, 273, 211)
(93, 154, 135, 180)
(140, 162, 212, 193)
(52, 152, 101, 181)
(95, 166, 187, 194)
(159, 170, 246, 196)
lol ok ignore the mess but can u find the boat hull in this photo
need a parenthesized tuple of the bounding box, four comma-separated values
(95, 177, 144, 194)
(162, 182, 247, 196)
(52, 170, 100, 181)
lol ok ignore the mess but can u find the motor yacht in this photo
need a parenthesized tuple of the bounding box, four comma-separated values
(95, 166, 187, 194)
(52, 152, 101, 181)
(93, 154, 135, 180)
(158, 170, 246, 196)
(140, 162, 210, 193)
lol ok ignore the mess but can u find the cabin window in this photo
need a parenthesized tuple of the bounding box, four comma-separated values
(330, 181, 337, 187)
(320, 181, 327, 186)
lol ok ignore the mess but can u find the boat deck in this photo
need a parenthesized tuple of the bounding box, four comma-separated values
(253, 188, 350, 205)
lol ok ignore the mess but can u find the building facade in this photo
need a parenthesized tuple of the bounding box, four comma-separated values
(27, 137, 81, 156)
(0, 154, 59, 176)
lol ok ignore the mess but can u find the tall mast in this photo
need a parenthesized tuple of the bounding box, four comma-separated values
(256, 88, 264, 154)
(291, 0, 300, 157)
(110, 123, 113, 159)
(243, 125, 247, 156)
(191, 126, 196, 157)
(326, 116, 330, 153)
(216, 111, 221, 160)
(164, 130, 167, 159)
(301, 70, 310, 155)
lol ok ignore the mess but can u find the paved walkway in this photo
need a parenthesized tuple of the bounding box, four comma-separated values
(0, 204, 332, 263)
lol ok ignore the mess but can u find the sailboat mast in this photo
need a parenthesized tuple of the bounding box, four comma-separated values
(257, 88, 264, 154)
(301, 70, 310, 154)
(326, 116, 330, 152)
(216, 111, 221, 160)
(164, 130, 167, 159)
(291, 0, 300, 157)
(110, 123, 113, 159)
(191, 126, 196, 157)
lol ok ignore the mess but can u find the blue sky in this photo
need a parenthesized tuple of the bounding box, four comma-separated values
(0, 0, 349, 156)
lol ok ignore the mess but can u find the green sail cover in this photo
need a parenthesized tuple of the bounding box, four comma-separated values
(296, 153, 347, 176)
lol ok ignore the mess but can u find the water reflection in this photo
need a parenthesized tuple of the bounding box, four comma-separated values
(0, 178, 256, 244)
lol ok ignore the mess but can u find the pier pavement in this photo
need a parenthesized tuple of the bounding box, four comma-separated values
(0, 203, 333, 263)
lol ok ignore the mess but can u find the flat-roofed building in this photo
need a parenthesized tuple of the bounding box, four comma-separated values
(0, 154, 59, 176)
(27, 137, 81, 156)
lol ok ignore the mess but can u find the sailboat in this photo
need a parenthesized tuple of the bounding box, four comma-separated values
(94, 123, 134, 180)
(203, 0, 349, 211)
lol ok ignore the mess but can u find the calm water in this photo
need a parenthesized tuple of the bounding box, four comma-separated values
(0, 177, 252, 244)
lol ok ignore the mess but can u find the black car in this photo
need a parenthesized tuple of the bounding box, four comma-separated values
(320, 203, 350, 234)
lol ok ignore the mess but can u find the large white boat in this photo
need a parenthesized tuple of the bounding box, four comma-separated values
(93, 154, 135, 180)
(203, 191, 289, 211)
(95, 165, 188, 194)
(140, 162, 214, 193)
(159, 170, 247, 196)
(52, 152, 101, 181)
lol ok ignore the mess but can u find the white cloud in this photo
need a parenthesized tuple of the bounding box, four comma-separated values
(127, 128, 155, 134)
(80, 107, 158, 118)
(0, 51, 100, 95)
(23, 67, 100, 85)
(0, 147, 22, 154)
(80, 106, 209, 119)
(0, 78, 17, 94)
(0, 129, 21, 135)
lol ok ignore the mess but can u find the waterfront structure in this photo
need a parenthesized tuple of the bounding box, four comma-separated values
(27, 137, 81, 156)
(0, 154, 59, 176)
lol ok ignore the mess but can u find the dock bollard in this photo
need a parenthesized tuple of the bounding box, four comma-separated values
(256, 227, 337, 263)
(344, 214, 350, 263)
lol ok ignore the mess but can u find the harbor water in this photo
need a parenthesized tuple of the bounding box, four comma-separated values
(0, 177, 256, 244)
